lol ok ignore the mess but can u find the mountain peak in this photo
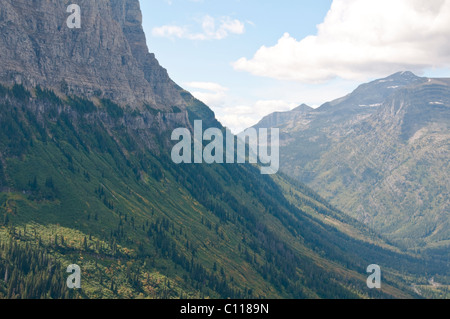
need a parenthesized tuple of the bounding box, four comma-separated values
(292, 104, 313, 112)
(389, 70, 418, 78)
(368, 71, 425, 89)
(384, 71, 423, 82)
(318, 71, 430, 114)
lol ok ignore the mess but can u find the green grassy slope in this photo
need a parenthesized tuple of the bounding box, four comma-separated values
(0, 84, 448, 299)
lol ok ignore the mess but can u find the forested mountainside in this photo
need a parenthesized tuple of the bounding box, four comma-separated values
(254, 72, 449, 250)
(0, 1, 448, 299)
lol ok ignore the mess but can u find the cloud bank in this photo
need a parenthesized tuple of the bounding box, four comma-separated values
(184, 82, 229, 106)
(152, 15, 245, 40)
(184, 82, 297, 133)
(216, 100, 297, 133)
(233, 0, 450, 83)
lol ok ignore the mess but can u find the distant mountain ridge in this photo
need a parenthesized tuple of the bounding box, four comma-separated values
(253, 71, 450, 249)
(253, 104, 313, 130)
(255, 72, 430, 129)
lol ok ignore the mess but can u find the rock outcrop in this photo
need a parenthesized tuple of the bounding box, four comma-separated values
(0, 0, 186, 110)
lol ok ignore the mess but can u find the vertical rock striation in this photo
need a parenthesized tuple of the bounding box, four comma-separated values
(0, 0, 186, 110)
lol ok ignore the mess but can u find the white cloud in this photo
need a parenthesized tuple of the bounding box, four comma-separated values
(185, 82, 228, 92)
(152, 25, 186, 38)
(184, 82, 298, 132)
(164, 0, 204, 4)
(152, 15, 245, 40)
(184, 81, 229, 107)
(233, 0, 450, 83)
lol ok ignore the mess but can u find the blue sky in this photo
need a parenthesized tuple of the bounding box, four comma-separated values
(140, 0, 450, 133)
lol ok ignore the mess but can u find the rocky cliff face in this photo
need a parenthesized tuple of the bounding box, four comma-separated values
(0, 0, 185, 110)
